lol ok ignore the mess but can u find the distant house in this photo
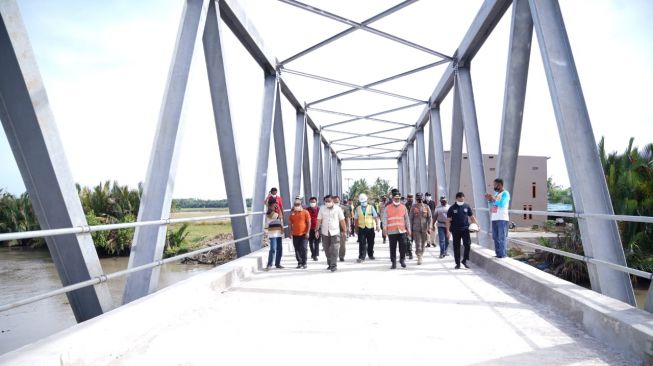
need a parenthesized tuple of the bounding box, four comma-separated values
(438, 152, 549, 228)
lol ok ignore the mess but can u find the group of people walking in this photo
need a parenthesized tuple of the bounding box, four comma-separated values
(262, 178, 511, 272)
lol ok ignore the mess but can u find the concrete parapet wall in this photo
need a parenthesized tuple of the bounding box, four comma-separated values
(470, 244, 653, 365)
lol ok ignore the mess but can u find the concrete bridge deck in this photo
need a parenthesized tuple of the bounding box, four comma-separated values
(0, 238, 646, 365)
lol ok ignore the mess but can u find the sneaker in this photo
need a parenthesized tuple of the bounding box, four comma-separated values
(264, 265, 271, 271)
(426, 243, 431, 247)
(330, 267, 337, 272)
(417, 258, 423, 265)
(275, 265, 284, 269)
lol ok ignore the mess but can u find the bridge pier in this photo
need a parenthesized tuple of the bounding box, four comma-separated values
(123, 0, 208, 304)
(529, 0, 635, 305)
(0, 0, 112, 320)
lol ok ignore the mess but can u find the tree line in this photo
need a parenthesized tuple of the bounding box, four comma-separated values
(1, 137, 651, 270)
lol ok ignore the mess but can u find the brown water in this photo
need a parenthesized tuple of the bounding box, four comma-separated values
(0, 247, 212, 355)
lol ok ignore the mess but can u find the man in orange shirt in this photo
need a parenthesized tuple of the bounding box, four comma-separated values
(288, 198, 311, 269)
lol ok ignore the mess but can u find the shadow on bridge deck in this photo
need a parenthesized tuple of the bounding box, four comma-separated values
(0, 237, 643, 365)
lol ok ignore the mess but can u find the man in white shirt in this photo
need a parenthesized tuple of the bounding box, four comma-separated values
(485, 178, 511, 258)
(316, 195, 346, 272)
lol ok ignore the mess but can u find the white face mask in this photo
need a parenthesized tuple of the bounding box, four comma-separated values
(310, 202, 317, 207)
(456, 201, 464, 206)
(425, 196, 431, 201)
(361, 201, 367, 207)
(294, 205, 302, 211)
(326, 202, 334, 208)
(393, 200, 401, 206)
(271, 194, 277, 198)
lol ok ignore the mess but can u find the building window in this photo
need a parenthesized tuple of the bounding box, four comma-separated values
(528, 205, 533, 220)
(523, 205, 528, 220)
(532, 182, 536, 198)
(532, 166, 539, 170)
(489, 155, 494, 159)
(490, 168, 496, 171)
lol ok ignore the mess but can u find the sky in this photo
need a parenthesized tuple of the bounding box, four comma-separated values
(1, 0, 652, 199)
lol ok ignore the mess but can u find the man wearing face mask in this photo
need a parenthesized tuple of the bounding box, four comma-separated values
(409, 193, 432, 265)
(379, 195, 388, 244)
(404, 194, 415, 260)
(446, 192, 479, 269)
(265, 187, 283, 215)
(354, 193, 379, 262)
(485, 178, 511, 258)
(316, 195, 346, 272)
(333, 196, 348, 262)
(288, 198, 311, 269)
(382, 191, 411, 269)
(432, 196, 451, 258)
(424, 193, 436, 247)
(306, 197, 320, 261)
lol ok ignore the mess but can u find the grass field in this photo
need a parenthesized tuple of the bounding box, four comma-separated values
(169, 208, 233, 244)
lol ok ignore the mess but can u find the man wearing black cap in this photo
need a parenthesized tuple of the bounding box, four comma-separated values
(381, 191, 411, 269)
(404, 193, 414, 259)
(446, 192, 479, 269)
(409, 193, 432, 265)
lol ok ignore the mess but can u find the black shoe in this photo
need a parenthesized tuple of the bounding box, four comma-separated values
(426, 243, 431, 247)
(302, 264, 307, 269)
(454, 264, 460, 269)
(296, 264, 302, 269)
(462, 261, 469, 269)
(408, 254, 413, 260)
(400, 259, 406, 268)
(326, 265, 332, 270)
(356, 258, 363, 263)
(275, 265, 284, 269)
(383, 239, 387, 244)
(330, 266, 337, 272)
(439, 254, 444, 259)
(369, 256, 375, 260)
(391, 262, 396, 269)
(339, 258, 344, 262)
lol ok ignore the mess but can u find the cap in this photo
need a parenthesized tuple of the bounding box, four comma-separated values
(439, 196, 447, 200)
(415, 192, 423, 198)
(392, 191, 401, 197)
(425, 192, 431, 197)
(455, 192, 465, 198)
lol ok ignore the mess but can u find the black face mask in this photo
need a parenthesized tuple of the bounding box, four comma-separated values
(440, 201, 447, 206)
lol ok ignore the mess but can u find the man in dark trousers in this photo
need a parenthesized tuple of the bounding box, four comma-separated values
(446, 192, 479, 269)
(404, 193, 414, 259)
(382, 191, 411, 269)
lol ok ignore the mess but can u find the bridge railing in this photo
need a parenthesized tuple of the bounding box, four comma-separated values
(474, 207, 653, 300)
(0, 209, 289, 313)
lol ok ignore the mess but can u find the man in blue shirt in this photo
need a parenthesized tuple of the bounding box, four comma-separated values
(485, 178, 511, 258)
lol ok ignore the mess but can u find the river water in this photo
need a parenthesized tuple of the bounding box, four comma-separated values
(0, 247, 212, 355)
